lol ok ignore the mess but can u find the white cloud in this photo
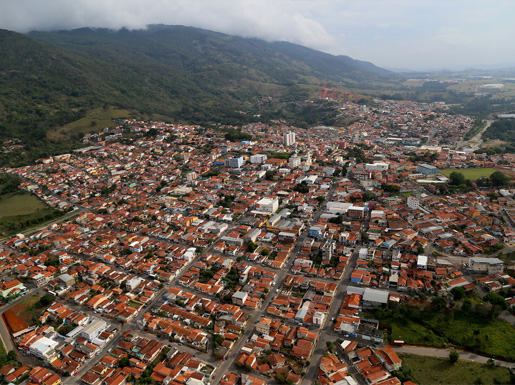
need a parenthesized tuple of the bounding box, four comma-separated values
(0, 0, 340, 53)
(0, 0, 514, 70)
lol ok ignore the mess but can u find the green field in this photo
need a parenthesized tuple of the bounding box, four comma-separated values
(370, 308, 515, 361)
(47, 107, 132, 141)
(0, 192, 48, 218)
(400, 354, 512, 385)
(440, 168, 500, 180)
(0, 190, 64, 236)
(381, 316, 448, 347)
(128, 300, 143, 309)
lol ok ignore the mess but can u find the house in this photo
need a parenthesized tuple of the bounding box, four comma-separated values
(0, 280, 27, 299)
(255, 318, 271, 334)
(375, 346, 402, 371)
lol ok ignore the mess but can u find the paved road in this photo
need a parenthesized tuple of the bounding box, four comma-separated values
(458, 119, 493, 150)
(301, 242, 361, 385)
(298, 187, 365, 385)
(393, 346, 514, 368)
(211, 182, 340, 384)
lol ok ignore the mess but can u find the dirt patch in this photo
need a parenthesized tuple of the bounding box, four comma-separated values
(5, 296, 42, 327)
(3, 311, 29, 334)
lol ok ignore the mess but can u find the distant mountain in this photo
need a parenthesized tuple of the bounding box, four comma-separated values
(0, 25, 394, 150)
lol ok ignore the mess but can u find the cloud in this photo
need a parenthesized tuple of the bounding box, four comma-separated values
(1, 0, 514, 70)
(0, 0, 341, 53)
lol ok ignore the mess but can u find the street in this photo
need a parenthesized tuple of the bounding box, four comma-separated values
(393, 345, 514, 369)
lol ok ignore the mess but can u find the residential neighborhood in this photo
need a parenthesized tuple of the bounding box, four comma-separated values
(0, 97, 514, 385)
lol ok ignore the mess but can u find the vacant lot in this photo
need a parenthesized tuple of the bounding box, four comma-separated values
(8, 295, 42, 326)
(0, 192, 47, 219)
(401, 354, 512, 385)
(381, 316, 447, 347)
(440, 168, 500, 180)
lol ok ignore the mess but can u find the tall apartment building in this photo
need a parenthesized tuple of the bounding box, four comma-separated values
(283, 131, 296, 146)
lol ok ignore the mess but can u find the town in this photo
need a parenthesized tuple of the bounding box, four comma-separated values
(0, 97, 514, 385)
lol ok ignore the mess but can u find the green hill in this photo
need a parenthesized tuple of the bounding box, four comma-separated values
(0, 25, 396, 165)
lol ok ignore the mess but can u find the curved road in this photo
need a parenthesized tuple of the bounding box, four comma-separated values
(393, 345, 514, 368)
(458, 119, 494, 150)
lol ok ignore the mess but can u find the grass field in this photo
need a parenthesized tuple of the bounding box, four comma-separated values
(0, 192, 48, 218)
(0, 190, 61, 236)
(128, 300, 143, 309)
(400, 354, 512, 385)
(428, 311, 515, 360)
(371, 309, 515, 360)
(378, 316, 448, 348)
(47, 107, 132, 141)
(440, 168, 500, 180)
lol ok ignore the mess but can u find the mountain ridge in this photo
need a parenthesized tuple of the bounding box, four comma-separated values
(0, 25, 394, 164)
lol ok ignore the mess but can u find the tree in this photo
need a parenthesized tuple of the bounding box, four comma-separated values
(449, 172, 466, 186)
(462, 298, 472, 313)
(6, 350, 17, 361)
(247, 241, 258, 253)
(431, 296, 447, 311)
(316, 196, 325, 205)
(363, 190, 375, 201)
(39, 293, 56, 307)
(490, 171, 510, 187)
(449, 350, 459, 364)
(484, 293, 508, 310)
(119, 356, 130, 367)
(265, 170, 277, 181)
(294, 181, 309, 194)
(451, 286, 466, 301)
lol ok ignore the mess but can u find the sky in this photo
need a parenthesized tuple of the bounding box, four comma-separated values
(0, 0, 514, 71)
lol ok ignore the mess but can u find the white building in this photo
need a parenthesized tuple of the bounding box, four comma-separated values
(365, 162, 389, 171)
(313, 311, 325, 326)
(126, 277, 143, 291)
(283, 131, 296, 146)
(417, 255, 428, 270)
(30, 336, 59, 361)
(325, 202, 352, 215)
(256, 197, 279, 213)
(289, 156, 301, 168)
(232, 291, 248, 306)
(469, 257, 504, 275)
(250, 154, 267, 164)
(362, 288, 389, 308)
(80, 319, 108, 342)
(407, 195, 420, 210)
(186, 172, 197, 181)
